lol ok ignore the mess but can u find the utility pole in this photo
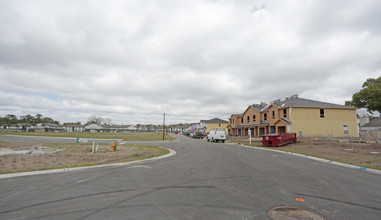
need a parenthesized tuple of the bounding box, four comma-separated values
(163, 113, 166, 140)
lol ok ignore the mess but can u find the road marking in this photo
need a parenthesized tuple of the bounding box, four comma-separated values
(125, 165, 152, 169)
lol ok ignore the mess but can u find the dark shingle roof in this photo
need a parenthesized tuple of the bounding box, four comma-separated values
(273, 97, 353, 109)
(251, 103, 268, 111)
(201, 118, 229, 124)
(362, 117, 381, 127)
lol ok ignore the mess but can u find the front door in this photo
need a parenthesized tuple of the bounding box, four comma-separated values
(259, 127, 265, 136)
(278, 126, 286, 133)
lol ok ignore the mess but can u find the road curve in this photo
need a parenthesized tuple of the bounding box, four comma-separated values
(0, 134, 380, 219)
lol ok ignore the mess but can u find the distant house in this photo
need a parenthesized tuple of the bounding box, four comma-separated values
(126, 125, 137, 132)
(140, 126, 148, 132)
(186, 123, 201, 133)
(228, 95, 358, 138)
(358, 115, 371, 126)
(108, 125, 141, 132)
(0, 124, 22, 132)
(84, 123, 107, 132)
(19, 124, 34, 132)
(65, 125, 84, 132)
(360, 117, 381, 139)
(200, 118, 229, 134)
(171, 126, 187, 132)
(0, 124, 6, 130)
(36, 123, 64, 132)
(108, 125, 129, 132)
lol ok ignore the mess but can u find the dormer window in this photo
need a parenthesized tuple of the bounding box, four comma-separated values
(283, 109, 287, 118)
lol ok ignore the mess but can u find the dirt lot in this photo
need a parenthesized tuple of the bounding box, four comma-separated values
(0, 142, 169, 174)
(227, 137, 381, 170)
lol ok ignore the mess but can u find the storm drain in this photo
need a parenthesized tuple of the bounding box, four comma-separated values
(268, 206, 326, 220)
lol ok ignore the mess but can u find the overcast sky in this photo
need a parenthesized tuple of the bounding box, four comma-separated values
(0, 0, 380, 125)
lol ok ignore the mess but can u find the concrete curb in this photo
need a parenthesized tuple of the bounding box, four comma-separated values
(235, 143, 381, 175)
(0, 148, 176, 179)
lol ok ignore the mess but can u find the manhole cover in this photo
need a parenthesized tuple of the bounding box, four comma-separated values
(268, 206, 326, 220)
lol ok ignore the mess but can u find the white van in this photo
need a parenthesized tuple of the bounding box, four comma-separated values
(207, 129, 226, 143)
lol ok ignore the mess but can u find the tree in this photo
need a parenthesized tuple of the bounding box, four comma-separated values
(20, 114, 34, 124)
(346, 76, 381, 113)
(86, 115, 112, 125)
(5, 114, 18, 124)
(63, 122, 81, 126)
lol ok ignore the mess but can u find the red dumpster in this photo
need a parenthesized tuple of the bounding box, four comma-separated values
(261, 133, 297, 147)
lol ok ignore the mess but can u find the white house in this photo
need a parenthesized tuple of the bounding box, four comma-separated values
(126, 125, 137, 132)
(84, 124, 106, 132)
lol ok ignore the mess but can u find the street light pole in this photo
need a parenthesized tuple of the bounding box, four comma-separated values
(163, 113, 166, 140)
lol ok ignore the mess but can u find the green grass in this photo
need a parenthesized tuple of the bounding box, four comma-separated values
(0, 132, 176, 141)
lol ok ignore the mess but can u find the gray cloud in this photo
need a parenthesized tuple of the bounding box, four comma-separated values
(0, 0, 380, 124)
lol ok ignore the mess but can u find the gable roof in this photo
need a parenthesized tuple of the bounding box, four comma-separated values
(251, 103, 268, 111)
(200, 118, 229, 124)
(361, 117, 381, 127)
(273, 96, 354, 109)
(231, 113, 243, 117)
(84, 123, 106, 129)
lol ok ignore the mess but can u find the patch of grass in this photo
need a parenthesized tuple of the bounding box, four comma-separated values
(0, 132, 176, 141)
(242, 144, 381, 170)
(0, 144, 170, 174)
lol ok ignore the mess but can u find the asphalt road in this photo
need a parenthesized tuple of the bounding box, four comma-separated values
(0, 134, 381, 219)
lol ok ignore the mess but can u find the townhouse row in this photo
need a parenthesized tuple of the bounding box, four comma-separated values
(228, 95, 359, 138)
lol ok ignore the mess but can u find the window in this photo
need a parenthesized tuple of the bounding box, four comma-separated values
(283, 109, 287, 118)
(272, 111, 275, 119)
(241, 118, 243, 123)
(253, 115, 256, 122)
(264, 113, 267, 121)
(343, 125, 348, 134)
(320, 109, 325, 118)
(233, 119, 234, 124)
(247, 116, 250, 122)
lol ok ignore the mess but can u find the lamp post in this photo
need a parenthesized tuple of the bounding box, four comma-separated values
(163, 113, 166, 140)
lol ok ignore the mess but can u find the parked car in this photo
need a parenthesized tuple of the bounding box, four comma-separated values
(207, 129, 226, 143)
(193, 131, 204, 139)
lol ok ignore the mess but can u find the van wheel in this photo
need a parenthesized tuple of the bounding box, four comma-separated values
(222, 140, 225, 143)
